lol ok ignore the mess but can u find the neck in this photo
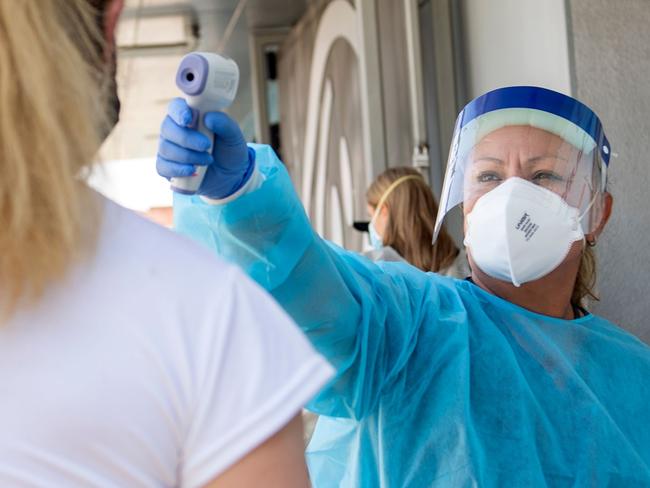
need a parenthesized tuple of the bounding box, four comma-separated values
(469, 245, 582, 320)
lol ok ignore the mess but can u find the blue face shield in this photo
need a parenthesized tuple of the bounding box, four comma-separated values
(434, 86, 611, 243)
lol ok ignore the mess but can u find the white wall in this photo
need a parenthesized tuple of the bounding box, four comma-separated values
(568, 0, 650, 343)
(461, 0, 572, 98)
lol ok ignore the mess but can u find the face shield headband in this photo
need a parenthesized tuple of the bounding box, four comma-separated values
(433, 86, 611, 242)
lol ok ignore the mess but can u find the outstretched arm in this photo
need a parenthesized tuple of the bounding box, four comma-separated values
(159, 100, 439, 419)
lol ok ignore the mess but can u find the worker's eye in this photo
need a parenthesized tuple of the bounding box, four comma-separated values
(476, 171, 503, 184)
(531, 170, 564, 183)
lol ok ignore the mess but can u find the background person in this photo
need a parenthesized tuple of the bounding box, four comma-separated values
(0, 1, 332, 487)
(158, 87, 650, 486)
(365, 166, 469, 277)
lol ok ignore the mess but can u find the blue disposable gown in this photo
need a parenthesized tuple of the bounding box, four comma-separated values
(174, 144, 650, 487)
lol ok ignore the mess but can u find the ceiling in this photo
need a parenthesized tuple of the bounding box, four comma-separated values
(101, 0, 311, 162)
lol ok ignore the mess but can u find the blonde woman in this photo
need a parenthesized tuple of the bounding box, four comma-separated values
(159, 85, 650, 486)
(0, 1, 332, 487)
(365, 167, 469, 277)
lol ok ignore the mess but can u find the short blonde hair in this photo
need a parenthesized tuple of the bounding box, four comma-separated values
(0, 0, 109, 318)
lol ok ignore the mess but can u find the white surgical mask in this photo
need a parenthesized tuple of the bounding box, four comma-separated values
(369, 220, 384, 251)
(464, 177, 586, 287)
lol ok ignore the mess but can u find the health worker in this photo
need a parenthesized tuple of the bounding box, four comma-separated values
(157, 85, 650, 487)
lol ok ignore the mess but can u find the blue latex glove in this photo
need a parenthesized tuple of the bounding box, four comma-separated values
(157, 97, 255, 199)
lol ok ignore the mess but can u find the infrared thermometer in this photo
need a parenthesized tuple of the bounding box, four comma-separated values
(171, 52, 240, 194)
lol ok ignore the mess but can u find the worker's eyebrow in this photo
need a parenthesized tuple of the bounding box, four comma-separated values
(526, 155, 570, 164)
(472, 156, 503, 164)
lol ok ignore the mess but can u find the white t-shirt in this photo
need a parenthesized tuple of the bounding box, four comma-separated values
(0, 197, 333, 488)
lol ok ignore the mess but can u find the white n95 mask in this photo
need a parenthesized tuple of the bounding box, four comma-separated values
(464, 177, 585, 287)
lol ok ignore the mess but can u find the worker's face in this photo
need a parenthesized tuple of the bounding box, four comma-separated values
(462, 125, 612, 241)
(462, 126, 583, 215)
(462, 125, 613, 288)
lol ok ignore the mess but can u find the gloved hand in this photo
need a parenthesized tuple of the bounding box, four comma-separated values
(157, 97, 255, 199)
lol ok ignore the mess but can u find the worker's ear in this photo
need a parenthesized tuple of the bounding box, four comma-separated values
(103, 0, 124, 60)
(585, 193, 613, 245)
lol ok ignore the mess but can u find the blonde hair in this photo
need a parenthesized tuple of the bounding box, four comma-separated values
(572, 156, 608, 309)
(0, 0, 108, 317)
(367, 167, 459, 273)
(573, 240, 599, 309)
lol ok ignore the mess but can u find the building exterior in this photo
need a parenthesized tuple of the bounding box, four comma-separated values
(266, 0, 650, 342)
(101, 0, 650, 341)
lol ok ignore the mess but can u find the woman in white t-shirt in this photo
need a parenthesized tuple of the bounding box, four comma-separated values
(0, 1, 332, 487)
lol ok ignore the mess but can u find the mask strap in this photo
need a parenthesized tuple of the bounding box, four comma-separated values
(371, 174, 423, 222)
(578, 189, 600, 223)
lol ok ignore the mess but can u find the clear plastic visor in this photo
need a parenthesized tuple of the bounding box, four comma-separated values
(434, 108, 608, 241)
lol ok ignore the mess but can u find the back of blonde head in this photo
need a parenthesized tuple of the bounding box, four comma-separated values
(0, 0, 107, 317)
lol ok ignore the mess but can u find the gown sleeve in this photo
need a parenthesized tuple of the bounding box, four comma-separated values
(173, 144, 441, 420)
